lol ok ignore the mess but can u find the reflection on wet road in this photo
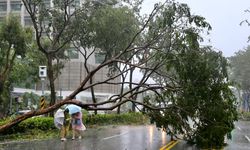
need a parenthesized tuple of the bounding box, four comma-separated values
(0, 125, 172, 150)
(169, 121, 250, 150)
(225, 121, 250, 150)
(3, 122, 249, 150)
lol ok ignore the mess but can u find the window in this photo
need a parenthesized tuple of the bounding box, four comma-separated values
(67, 48, 79, 59)
(95, 52, 105, 64)
(0, 2, 7, 12)
(68, 0, 80, 11)
(43, 0, 50, 8)
(71, 0, 80, 7)
(53, 0, 63, 8)
(0, 17, 4, 23)
(11, 1, 22, 11)
(24, 16, 32, 26)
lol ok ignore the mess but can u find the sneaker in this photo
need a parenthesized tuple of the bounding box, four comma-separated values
(61, 138, 66, 141)
(78, 136, 82, 139)
(72, 137, 75, 140)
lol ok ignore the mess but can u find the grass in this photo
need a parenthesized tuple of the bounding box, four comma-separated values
(0, 129, 59, 142)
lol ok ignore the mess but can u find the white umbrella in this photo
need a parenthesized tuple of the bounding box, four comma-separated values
(54, 109, 64, 129)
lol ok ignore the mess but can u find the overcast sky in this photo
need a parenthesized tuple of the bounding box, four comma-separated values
(141, 0, 250, 57)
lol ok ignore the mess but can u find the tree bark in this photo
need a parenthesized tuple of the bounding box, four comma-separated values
(90, 76, 97, 115)
(47, 55, 56, 117)
(129, 67, 136, 112)
(117, 72, 126, 114)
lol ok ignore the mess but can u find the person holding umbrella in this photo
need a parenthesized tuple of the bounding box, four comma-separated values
(65, 104, 86, 140)
(60, 108, 71, 141)
(71, 111, 86, 140)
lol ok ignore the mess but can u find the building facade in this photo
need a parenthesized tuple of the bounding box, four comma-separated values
(54, 48, 121, 102)
(1, 0, 121, 102)
(0, 0, 33, 26)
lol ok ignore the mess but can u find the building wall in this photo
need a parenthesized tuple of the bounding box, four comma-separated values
(55, 61, 120, 94)
(0, 0, 121, 97)
(0, 0, 27, 25)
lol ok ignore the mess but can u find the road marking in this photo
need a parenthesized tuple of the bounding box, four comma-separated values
(102, 131, 128, 140)
(159, 141, 175, 150)
(159, 140, 179, 150)
(237, 126, 242, 131)
(244, 135, 250, 143)
(166, 140, 179, 150)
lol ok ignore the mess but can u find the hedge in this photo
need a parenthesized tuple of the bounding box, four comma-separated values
(0, 112, 148, 135)
(0, 117, 56, 135)
(84, 112, 148, 125)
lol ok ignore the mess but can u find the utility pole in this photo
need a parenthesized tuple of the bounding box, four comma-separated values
(39, 66, 47, 110)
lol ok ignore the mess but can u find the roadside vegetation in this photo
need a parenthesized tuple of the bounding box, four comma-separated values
(0, 112, 149, 141)
(238, 112, 250, 120)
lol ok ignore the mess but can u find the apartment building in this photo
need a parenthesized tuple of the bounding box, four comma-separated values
(54, 48, 121, 103)
(1, 0, 121, 102)
(0, 0, 33, 26)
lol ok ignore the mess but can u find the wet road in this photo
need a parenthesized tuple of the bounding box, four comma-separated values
(2, 122, 250, 150)
(172, 120, 250, 150)
(0, 125, 171, 150)
(224, 121, 250, 150)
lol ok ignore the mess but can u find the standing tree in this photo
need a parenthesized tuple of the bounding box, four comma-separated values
(22, 0, 84, 109)
(73, 3, 139, 114)
(229, 46, 250, 91)
(229, 46, 250, 111)
(0, 16, 32, 116)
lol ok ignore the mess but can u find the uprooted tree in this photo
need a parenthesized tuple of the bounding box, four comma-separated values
(0, 0, 237, 148)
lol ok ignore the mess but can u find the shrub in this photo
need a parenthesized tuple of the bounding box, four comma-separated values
(84, 112, 148, 125)
(239, 112, 250, 120)
(0, 117, 56, 135)
(0, 112, 148, 136)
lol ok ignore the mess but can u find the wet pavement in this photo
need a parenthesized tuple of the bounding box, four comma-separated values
(1, 121, 250, 150)
(0, 125, 172, 150)
(171, 142, 198, 150)
(172, 120, 250, 150)
(224, 121, 250, 150)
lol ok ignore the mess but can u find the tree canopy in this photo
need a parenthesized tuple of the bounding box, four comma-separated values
(0, 15, 32, 114)
(140, 2, 237, 147)
(229, 46, 250, 91)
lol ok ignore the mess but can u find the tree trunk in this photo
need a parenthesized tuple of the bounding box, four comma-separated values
(129, 67, 136, 112)
(47, 55, 56, 117)
(90, 77, 97, 115)
(0, 77, 3, 95)
(0, 75, 11, 117)
(0, 76, 4, 107)
(117, 74, 125, 114)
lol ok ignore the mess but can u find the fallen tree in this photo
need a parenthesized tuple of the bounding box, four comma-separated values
(0, 1, 237, 148)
